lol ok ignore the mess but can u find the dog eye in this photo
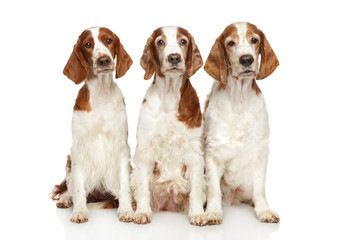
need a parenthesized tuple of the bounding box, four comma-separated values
(180, 39, 187, 45)
(85, 42, 91, 48)
(157, 40, 165, 46)
(106, 38, 112, 44)
(251, 38, 258, 44)
(227, 41, 235, 47)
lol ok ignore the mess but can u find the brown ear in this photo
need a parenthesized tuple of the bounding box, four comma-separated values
(257, 30, 279, 80)
(140, 35, 156, 80)
(204, 35, 228, 88)
(63, 43, 87, 84)
(114, 34, 133, 79)
(186, 34, 203, 78)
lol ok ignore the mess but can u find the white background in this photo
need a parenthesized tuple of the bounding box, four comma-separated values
(1, 0, 336, 239)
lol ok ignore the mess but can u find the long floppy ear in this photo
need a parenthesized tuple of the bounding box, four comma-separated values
(113, 34, 133, 79)
(204, 35, 228, 88)
(140, 35, 156, 80)
(257, 30, 279, 80)
(63, 42, 87, 84)
(63, 43, 87, 84)
(186, 34, 203, 78)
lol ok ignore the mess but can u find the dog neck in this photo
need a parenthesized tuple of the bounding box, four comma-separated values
(222, 75, 259, 113)
(152, 73, 184, 113)
(154, 73, 184, 94)
(86, 72, 116, 108)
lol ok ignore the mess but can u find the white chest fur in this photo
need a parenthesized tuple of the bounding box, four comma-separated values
(136, 77, 203, 184)
(70, 75, 128, 196)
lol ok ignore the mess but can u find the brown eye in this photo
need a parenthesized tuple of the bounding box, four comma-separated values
(227, 41, 235, 47)
(157, 40, 164, 46)
(251, 38, 258, 44)
(107, 38, 112, 44)
(180, 39, 187, 45)
(85, 42, 91, 48)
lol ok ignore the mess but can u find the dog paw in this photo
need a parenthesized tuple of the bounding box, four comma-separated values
(189, 214, 207, 226)
(133, 212, 151, 224)
(70, 211, 88, 223)
(118, 209, 134, 223)
(258, 210, 280, 223)
(206, 211, 222, 225)
(56, 198, 72, 208)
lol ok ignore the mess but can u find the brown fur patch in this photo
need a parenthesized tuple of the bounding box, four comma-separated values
(246, 23, 279, 80)
(141, 28, 164, 80)
(98, 27, 133, 79)
(181, 165, 187, 177)
(63, 30, 95, 84)
(204, 25, 238, 89)
(142, 98, 147, 104)
(66, 155, 71, 174)
(177, 77, 202, 128)
(252, 79, 261, 95)
(177, 27, 203, 78)
(153, 162, 160, 180)
(73, 84, 91, 112)
(50, 179, 68, 201)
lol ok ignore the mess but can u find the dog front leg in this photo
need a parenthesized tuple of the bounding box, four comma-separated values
(69, 168, 88, 223)
(253, 147, 280, 223)
(188, 154, 207, 226)
(205, 153, 224, 225)
(117, 149, 134, 223)
(131, 151, 154, 224)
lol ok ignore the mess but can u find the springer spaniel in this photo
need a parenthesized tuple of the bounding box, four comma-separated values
(50, 27, 134, 223)
(203, 22, 280, 224)
(131, 26, 207, 226)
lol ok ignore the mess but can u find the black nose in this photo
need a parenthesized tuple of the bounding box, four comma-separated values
(97, 56, 111, 67)
(168, 54, 181, 64)
(239, 55, 254, 67)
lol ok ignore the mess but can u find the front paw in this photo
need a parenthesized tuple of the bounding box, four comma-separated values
(189, 213, 207, 226)
(118, 209, 134, 223)
(134, 212, 151, 224)
(206, 211, 222, 225)
(257, 210, 280, 223)
(70, 211, 88, 223)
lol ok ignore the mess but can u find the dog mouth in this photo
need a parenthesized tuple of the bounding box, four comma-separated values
(166, 66, 184, 72)
(97, 68, 113, 74)
(240, 69, 255, 75)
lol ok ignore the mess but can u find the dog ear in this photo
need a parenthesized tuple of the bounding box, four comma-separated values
(186, 34, 203, 78)
(257, 30, 279, 80)
(63, 42, 87, 84)
(113, 34, 133, 79)
(140, 34, 156, 80)
(204, 35, 228, 88)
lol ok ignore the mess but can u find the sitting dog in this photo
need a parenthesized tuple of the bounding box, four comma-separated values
(50, 27, 133, 223)
(203, 22, 280, 224)
(131, 26, 207, 226)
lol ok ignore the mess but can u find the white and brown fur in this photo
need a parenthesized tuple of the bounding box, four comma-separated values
(130, 26, 207, 226)
(204, 22, 280, 224)
(50, 27, 134, 223)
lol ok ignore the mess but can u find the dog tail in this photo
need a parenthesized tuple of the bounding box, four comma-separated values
(50, 155, 71, 200)
(49, 179, 68, 200)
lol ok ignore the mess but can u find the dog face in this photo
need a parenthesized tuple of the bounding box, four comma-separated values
(141, 26, 203, 79)
(63, 27, 132, 84)
(204, 22, 279, 88)
(224, 22, 261, 79)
